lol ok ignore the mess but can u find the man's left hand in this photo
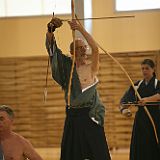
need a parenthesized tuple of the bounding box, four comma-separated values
(68, 20, 81, 31)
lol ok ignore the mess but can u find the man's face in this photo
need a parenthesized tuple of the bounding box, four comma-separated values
(141, 64, 154, 79)
(75, 40, 87, 57)
(70, 39, 87, 58)
(0, 111, 13, 132)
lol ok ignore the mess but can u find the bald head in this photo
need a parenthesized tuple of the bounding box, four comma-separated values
(70, 39, 87, 55)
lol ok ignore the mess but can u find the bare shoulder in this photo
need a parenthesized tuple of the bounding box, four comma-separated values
(13, 132, 27, 141)
(12, 132, 31, 147)
(13, 132, 43, 160)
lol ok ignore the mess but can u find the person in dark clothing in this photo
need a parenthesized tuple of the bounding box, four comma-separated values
(120, 59, 160, 160)
(45, 17, 111, 160)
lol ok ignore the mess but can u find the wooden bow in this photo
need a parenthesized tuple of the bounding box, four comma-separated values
(98, 41, 159, 144)
(75, 14, 159, 144)
(67, 0, 76, 106)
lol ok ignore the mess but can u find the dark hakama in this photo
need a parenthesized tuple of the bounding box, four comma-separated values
(61, 107, 111, 160)
(121, 77, 160, 160)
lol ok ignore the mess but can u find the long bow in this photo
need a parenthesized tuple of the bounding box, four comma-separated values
(67, 0, 76, 106)
(75, 14, 159, 144)
(98, 40, 159, 144)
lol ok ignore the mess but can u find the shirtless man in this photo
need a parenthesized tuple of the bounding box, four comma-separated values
(46, 17, 111, 160)
(0, 105, 43, 160)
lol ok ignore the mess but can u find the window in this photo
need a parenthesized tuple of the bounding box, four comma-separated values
(0, 0, 71, 18)
(115, 0, 160, 11)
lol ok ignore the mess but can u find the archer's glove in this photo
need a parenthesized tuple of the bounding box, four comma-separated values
(47, 17, 63, 33)
(119, 105, 132, 117)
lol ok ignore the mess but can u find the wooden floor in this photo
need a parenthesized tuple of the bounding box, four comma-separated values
(36, 148, 129, 160)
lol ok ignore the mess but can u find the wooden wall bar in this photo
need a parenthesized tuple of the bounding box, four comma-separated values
(0, 51, 159, 148)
